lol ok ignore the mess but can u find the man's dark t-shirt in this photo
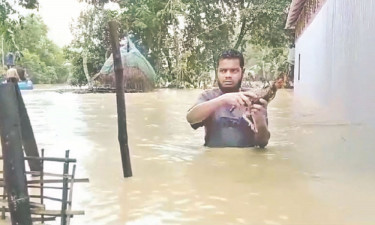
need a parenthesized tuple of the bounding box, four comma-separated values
(189, 88, 257, 147)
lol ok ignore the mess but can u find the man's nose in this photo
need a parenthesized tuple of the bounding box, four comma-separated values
(224, 71, 232, 78)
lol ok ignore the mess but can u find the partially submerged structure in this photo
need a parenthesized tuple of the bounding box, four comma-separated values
(0, 83, 88, 224)
(286, 0, 375, 125)
(95, 39, 156, 92)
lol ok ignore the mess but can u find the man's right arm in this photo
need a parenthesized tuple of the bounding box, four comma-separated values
(186, 97, 223, 125)
(187, 91, 255, 125)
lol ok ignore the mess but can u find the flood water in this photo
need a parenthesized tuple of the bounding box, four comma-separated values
(2, 87, 375, 224)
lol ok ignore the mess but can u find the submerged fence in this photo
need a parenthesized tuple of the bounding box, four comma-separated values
(0, 83, 88, 225)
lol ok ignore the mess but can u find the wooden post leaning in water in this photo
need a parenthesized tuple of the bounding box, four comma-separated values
(108, 21, 133, 177)
(0, 83, 32, 225)
(15, 85, 42, 171)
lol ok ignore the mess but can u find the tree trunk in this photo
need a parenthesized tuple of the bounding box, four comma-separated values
(82, 52, 92, 89)
(212, 52, 217, 86)
(234, 0, 249, 50)
(162, 48, 172, 79)
(234, 18, 248, 50)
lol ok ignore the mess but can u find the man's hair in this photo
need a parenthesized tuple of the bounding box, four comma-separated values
(217, 49, 244, 69)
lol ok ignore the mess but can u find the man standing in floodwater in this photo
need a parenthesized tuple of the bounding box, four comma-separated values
(6, 66, 20, 83)
(186, 49, 270, 148)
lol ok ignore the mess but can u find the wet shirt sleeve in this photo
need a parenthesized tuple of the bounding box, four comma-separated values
(188, 91, 211, 130)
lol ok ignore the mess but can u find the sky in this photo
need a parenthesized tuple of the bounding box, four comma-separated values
(36, 0, 120, 47)
(37, 0, 87, 47)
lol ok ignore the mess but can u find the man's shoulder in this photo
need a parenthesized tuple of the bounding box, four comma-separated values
(201, 87, 221, 94)
(199, 88, 222, 100)
(7, 68, 17, 73)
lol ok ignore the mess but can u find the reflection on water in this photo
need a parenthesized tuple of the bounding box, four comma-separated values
(2, 88, 375, 224)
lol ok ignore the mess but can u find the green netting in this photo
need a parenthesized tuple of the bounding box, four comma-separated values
(100, 39, 156, 81)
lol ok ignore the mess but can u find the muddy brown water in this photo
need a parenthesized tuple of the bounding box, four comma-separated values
(1, 88, 374, 225)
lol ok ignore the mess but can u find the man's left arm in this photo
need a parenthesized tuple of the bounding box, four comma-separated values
(251, 99, 270, 148)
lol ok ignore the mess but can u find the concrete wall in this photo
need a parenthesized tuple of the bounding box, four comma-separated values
(294, 0, 375, 125)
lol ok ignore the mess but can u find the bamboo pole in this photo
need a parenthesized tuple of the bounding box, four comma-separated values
(0, 156, 77, 163)
(0, 207, 84, 216)
(0, 178, 89, 186)
(40, 148, 44, 223)
(0, 83, 32, 225)
(61, 150, 70, 225)
(1, 186, 6, 219)
(66, 164, 76, 225)
(1, 35, 4, 69)
(108, 21, 133, 177)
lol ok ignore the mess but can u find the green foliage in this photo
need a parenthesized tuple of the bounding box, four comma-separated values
(0, 0, 39, 48)
(16, 0, 39, 9)
(1, 2, 20, 53)
(5, 15, 69, 83)
(245, 45, 289, 81)
(1, 1, 68, 84)
(1, 0, 38, 24)
(78, 0, 113, 6)
(0, 2, 14, 27)
(63, 47, 87, 86)
(69, 0, 293, 87)
(65, 6, 121, 86)
(245, 0, 293, 48)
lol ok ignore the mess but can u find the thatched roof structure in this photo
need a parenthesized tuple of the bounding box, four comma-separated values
(96, 39, 156, 92)
(285, 0, 308, 29)
(285, 0, 328, 38)
(95, 67, 154, 92)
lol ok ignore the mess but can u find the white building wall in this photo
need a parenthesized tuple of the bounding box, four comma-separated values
(294, 0, 375, 125)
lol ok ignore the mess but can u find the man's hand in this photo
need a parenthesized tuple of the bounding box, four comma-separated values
(249, 98, 268, 124)
(243, 98, 269, 147)
(217, 91, 258, 109)
(243, 98, 268, 129)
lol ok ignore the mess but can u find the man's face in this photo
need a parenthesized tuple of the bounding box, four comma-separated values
(275, 78, 284, 89)
(217, 58, 243, 92)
